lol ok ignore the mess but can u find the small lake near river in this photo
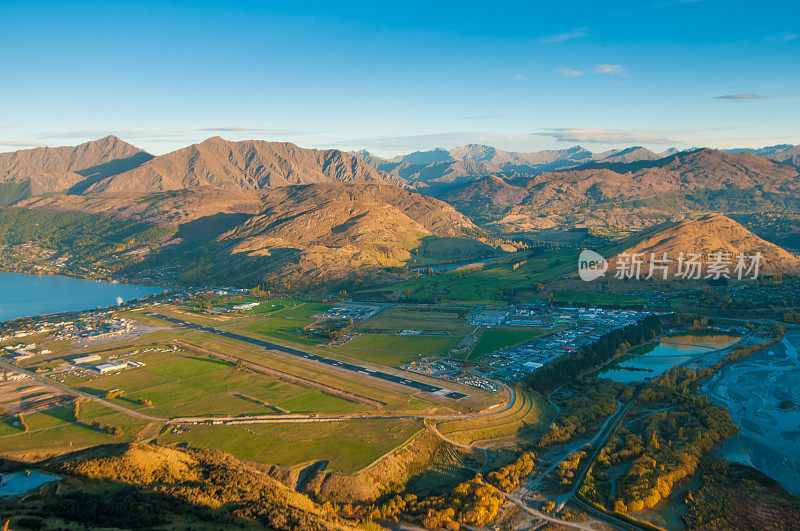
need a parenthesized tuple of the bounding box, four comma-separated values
(595, 332, 740, 384)
(704, 330, 800, 496)
(0, 272, 163, 322)
(0, 470, 60, 497)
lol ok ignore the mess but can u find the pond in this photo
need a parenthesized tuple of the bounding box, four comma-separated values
(595, 332, 740, 383)
(0, 470, 60, 497)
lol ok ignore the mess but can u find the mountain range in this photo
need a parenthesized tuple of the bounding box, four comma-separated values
(726, 144, 800, 167)
(0, 136, 152, 199)
(442, 148, 800, 233)
(2, 136, 800, 287)
(86, 136, 401, 194)
(354, 144, 681, 191)
(0, 135, 400, 201)
(16, 180, 490, 289)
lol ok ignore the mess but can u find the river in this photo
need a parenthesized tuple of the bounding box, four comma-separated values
(704, 330, 800, 496)
(0, 272, 163, 322)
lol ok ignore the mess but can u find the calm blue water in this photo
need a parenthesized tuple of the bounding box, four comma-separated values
(596, 333, 740, 383)
(0, 272, 163, 322)
(0, 471, 60, 497)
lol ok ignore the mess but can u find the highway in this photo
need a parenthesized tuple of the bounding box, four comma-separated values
(148, 312, 467, 399)
(565, 387, 665, 531)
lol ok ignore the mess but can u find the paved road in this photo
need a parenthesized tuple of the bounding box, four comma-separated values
(565, 389, 659, 531)
(149, 313, 467, 399)
(512, 392, 645, 531)
(570, 396, 638, 497)
(502, 491, 603, 531)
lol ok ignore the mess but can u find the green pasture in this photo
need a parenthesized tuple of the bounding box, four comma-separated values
(324, 333, 460, 367)
(357, 306, 471, 335)
(64, 349, 365, 418)
(156, 419, 423, 473)
(0, 403, 150, 453)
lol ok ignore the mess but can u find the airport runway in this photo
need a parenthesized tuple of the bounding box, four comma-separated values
(150, 313, 466, 399)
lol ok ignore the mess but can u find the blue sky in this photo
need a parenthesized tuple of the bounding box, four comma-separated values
(1, 0, 798, 157)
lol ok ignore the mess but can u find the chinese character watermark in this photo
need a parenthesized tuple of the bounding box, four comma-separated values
(578, 250, 763, 281)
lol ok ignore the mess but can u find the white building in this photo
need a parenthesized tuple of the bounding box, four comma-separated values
(232, 302, 261, 311)
(93, 362, 128, 374)
(73, 354, 102, 365)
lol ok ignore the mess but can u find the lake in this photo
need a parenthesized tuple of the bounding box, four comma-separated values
(0, 470, 60, 497)
(595, 332, 740, 383)
(704, 330, 800, 496)
(0, 272, 163, 322)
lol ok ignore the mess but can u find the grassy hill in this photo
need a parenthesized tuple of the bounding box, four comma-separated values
(1, 443, 357, 530)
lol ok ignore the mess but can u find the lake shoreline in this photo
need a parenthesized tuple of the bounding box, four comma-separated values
(0, 264, 160, 289)
(0, 271, 165, 323)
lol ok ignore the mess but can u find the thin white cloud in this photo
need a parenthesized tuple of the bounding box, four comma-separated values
(594, 64, 627, 75)
(539, 27, 587, 44)
(513, 74, 526, 82)
(764, 31, 798, 43)
(649, 0, 706, 6)
(459, 114, 508, 120)
(0, 140, 51, 148)
(715, 93, 767, 101)
(536, 127, 674, 144)
(197, 126, 323, 135)
(197, 126, 273, 132)
(35, 126, 326, 145)
(40, 127, 194, 140)
(558, 67, 584, 77)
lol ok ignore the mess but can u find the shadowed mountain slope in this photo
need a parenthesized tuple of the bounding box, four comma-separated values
(86, 137, 402, 193)
(16, 182, 494, 288)
(443, 148, 800, 232)
(0, 135, 152, 197)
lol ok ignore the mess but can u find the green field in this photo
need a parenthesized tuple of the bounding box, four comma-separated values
(63, 349, 366, 418)
(246, 299, 332, 319)
(241, 317, 323, 345)
(324, 333, 461, 366)
(357, 306, 472, 335)
(406, 236, 497, 266)
(550, 291, 647, 307)
(179, 334, 467, 415)
(364, 248, 580, 305)
(467, 327, 549, 360)
(156, 419, 424, 472)
(0, 402, 151, 453)
(238, 301, 332, 345)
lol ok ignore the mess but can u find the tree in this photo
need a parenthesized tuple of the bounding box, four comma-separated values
(72, 399, 82, 421)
